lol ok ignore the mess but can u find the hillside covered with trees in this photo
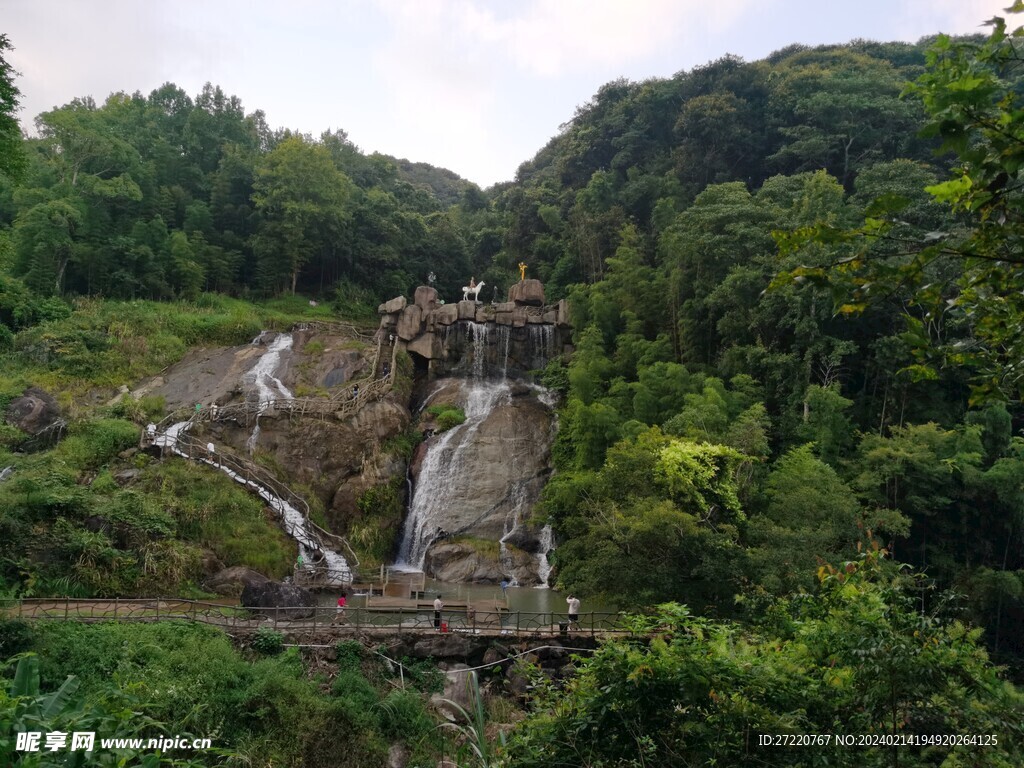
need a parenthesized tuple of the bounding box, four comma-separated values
(3, 10, 1024, 766)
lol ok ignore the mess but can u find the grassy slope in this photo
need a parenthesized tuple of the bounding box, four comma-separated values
(0, 293, 377, 598)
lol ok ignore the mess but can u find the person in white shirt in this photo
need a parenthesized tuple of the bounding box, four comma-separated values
(566, 595, 581, 630)
(433, 594, 443, 631)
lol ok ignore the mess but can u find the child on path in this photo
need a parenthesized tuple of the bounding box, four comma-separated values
(333, 592, 347, 625)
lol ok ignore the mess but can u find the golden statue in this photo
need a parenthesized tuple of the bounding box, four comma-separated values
(518, 262, 527, 281)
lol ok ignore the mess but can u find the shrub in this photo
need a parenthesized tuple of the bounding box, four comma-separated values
(336, 639, 364, 671)
(252, 627, 285, 655)
(377, 689, 435, 743)
(57, 418, 139, 470)
(0, 618, 34, 656)
(435, 408, 466, 432)
(427, 403, 466, 433)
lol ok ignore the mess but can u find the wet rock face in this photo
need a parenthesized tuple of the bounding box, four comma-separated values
(403, 378, 555, 584)
(6, 387, 61, 435)
(425, 543, 506, 583)
(211, 398, 411, 531)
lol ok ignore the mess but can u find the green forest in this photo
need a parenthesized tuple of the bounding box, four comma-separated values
(4, 7, 1024, 767)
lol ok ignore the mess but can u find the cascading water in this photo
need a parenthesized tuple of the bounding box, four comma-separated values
(497, 324, 511, 378)
(534, 524, 554, 586)
(394, 379, 511, 569)
(245, 332, 294, 454)
(153, 422, 350, 584)
(469, 323, 490, 378)
(394, 319, 559, 586)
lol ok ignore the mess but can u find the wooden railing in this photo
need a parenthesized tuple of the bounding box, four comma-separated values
(2, 598, 630, 638)
(142, 327, 403, 587)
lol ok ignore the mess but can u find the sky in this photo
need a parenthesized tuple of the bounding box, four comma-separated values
(2, 0, 1009, 187)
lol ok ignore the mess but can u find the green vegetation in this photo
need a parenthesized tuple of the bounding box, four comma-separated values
(0, 429, 294, 597)
(4, 8, 1024, 766)
(351, 478, 406, 568)
(0, 621, 457, 767)
(426, 402, 467, 432)
(505, 554, 1024, 766)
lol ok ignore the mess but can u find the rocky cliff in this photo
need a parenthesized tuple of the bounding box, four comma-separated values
(377, 281, 571, 377)
(396, 378, 556, 585)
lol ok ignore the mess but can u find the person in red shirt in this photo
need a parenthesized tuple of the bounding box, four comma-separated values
(333, 592, 347, 625)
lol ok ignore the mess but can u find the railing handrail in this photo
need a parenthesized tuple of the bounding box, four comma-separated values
(0, 598, 630, 636)
(143, 425, 357, 584)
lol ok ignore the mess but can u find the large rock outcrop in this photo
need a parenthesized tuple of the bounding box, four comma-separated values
(377, 282, 572, 378)
(400, 378, 555, 584)
(6, 387, 61, 435)
(134, 327, 411, 535)
(241, 580, 316, 618)
(508, 279, 545, 306)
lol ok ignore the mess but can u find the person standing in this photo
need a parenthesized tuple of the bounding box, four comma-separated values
(566, 594, 581, 630)
(500, 579, 509, 598)
(433, 594, 443, 631)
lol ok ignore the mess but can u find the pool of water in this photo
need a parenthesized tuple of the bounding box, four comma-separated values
(316, 577, 616, 615)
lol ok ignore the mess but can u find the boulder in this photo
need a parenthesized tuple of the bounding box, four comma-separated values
(240, 580, 316, 618)
(508, 279, 545, 307)
(6, 387, 61, 436)
(542, 310, 557, 324)
(413, 286, 439, 312)
(482, 646, 512, 675)
(439, 663, 475, 710)
(112, 468, 142, 486)
(410, 633, 475, 659)
(387, 744, 409, 768)
(475, 307, 489, 323)
(207, 566, 269, 597)
(526, 312, 544, 324)
(512, 307, 528, 328)
(433, 303, 459, 326)
(556, 298, 570, 328)
(495, 302, 515, 313)
(425, 542, 505, 583)
(379, 296, 407, 314)
(396, 305, 423, 341)
(406, 332, 438, 360)
(495, 311, 513, 327)
(457, 300, 477, 321)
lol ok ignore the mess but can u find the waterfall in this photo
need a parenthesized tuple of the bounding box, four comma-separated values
(535, 524, 554, 587)
(154, 420, 350, 584)
(527, 324, 557, 369)
(497, 324, 511, 378)
(469, 322, 490, 378)
(245, 332, 294, 454)
(394, 380, 510, 569)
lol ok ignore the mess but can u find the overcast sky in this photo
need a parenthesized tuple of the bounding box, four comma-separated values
(3, 0, 1008, 187)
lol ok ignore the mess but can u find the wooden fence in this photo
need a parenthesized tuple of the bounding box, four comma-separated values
(2, 599, 630, 638)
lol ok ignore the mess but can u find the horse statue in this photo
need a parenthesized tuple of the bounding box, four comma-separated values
(462, 280, 485, 302)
